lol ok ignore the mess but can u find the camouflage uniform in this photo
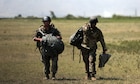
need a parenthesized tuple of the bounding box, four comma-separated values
(80, 23, 107, 78)
(34, 25, 61, 78)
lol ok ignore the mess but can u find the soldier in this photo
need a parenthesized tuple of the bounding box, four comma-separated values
(33, 16, 62, 80)
(80, 17, 107, 80)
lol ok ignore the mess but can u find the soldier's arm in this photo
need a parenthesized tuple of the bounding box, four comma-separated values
(53, 28, 62, 39)
(33, 37, 42, 42)
(98, 29, 107, 53)
(33, 30, 43, 42)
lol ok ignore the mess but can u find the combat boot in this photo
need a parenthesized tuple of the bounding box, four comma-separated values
(52, 73, 56, 80)
(85, 73, 91, 80)
(91, 77, 96, 80)
(43, 74, 49, 80)
(91, 74, 96, 81)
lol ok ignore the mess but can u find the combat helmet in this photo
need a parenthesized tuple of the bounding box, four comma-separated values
(89, 16, 98, 24)
(42, 16, 51, 22)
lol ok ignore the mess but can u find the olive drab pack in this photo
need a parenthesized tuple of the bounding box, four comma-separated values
(69, 28, 83, 48)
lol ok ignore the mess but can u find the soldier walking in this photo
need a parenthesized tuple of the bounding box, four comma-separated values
(33, 16, 63, 80)
(80, 17, 107, 80)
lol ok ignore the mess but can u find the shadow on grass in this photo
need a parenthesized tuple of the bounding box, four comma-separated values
(54, 78, 80, 81)
(98, 77, 124, 81)
(45, 77, 124, 82)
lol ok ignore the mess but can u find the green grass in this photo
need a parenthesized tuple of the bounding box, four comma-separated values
(0, 18, 140, 84)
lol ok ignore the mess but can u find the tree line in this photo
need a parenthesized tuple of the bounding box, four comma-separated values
(8, 11, 140, 19)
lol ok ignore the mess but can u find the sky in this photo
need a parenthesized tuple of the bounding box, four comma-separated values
(0, 0, 140, 18)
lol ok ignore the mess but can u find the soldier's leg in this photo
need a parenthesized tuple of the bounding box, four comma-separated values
(89, 49, 96, 78)
(42, 49, 51, 79)
(44, 57, 51, 78)
(89, 54, 96, 76)
(51, 55, 58, 78)
(81, 48, 90, 79)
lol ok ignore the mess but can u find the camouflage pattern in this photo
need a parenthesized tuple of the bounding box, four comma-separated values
(80, 23, 107, 76)
(81, 23, 107, 51)
(34, 24, 61, 76)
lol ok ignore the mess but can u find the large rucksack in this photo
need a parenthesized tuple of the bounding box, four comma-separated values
(42, 34, 64, 54)
(70, 28, 83, 49)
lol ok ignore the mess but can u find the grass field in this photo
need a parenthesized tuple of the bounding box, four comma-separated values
(0, 18, 140, 84)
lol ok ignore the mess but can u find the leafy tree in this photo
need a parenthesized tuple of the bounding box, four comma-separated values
(50, 11, 56, 19)
(14, 14, 22, 18)
(65, 14, 76, 19)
